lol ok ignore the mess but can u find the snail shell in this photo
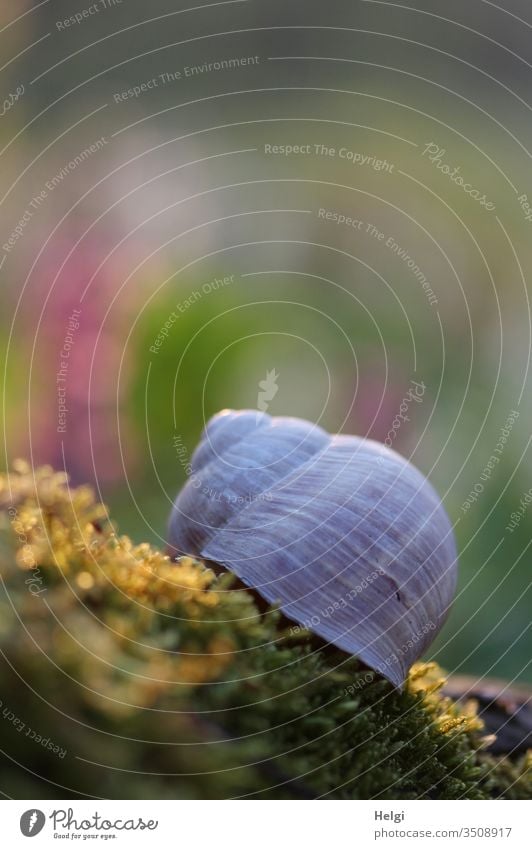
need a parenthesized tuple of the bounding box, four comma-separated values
(168, 410, 458, 687)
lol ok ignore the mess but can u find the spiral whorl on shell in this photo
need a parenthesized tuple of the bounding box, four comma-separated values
(168, 410, 457, 687)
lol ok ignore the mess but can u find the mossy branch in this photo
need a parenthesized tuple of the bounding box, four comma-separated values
(0, 463, 529, 799)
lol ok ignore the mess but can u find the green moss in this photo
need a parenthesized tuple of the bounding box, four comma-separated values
(0, 462, 530, 799)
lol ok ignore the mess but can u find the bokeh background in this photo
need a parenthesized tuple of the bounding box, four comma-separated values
(1, 0, 531, 687)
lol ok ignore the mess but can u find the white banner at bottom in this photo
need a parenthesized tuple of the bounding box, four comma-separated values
(2, 799, 529, 848)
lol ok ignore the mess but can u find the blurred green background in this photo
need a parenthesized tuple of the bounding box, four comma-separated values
(1, 0, 531, 685)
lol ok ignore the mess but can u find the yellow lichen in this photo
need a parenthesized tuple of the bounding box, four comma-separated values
(0, 462, 246, 695)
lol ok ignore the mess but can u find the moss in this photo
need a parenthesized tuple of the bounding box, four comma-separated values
(0, 462, 530, 799)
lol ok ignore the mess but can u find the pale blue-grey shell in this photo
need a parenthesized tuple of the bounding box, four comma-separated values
(168, 409, 458, 687)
